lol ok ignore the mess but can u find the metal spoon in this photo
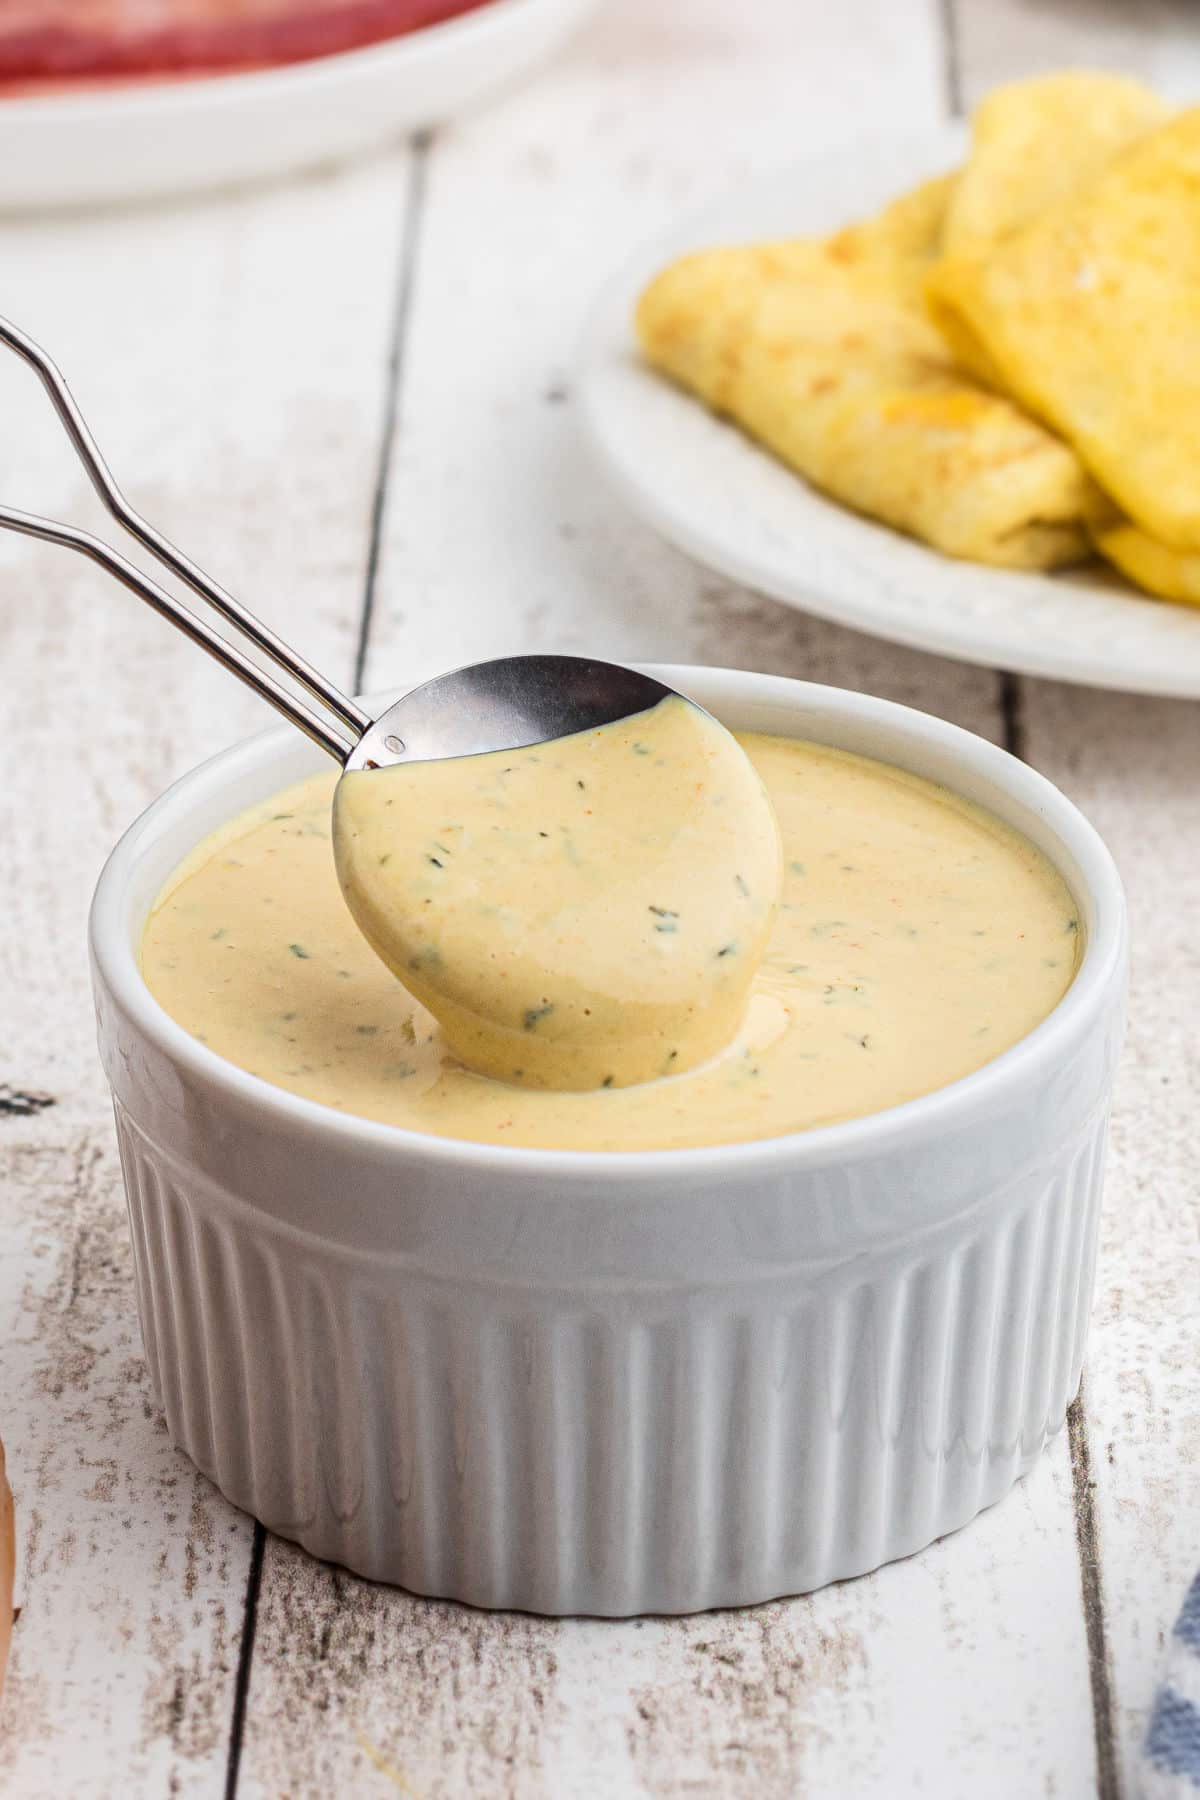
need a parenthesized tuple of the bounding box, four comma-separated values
(0, 316, 676, 770)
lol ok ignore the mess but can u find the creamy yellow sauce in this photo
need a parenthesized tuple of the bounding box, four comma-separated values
(141, 733, 1081, 1153)
(332, 696, 781, 1090)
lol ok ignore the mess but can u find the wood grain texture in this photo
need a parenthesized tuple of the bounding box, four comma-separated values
(361, 0, 998, 722)
(951, 0, 1200, 105)
(0, 1430, 12, 1698)
(0, 155, 410, 1795)
(1023, 681, 1200, 1797)
(2, 0, 1196, 1793)
(241, 1452, 1095, 1799)
(951, 1, 1200, 1788)
(234, 3, 1099, 1796)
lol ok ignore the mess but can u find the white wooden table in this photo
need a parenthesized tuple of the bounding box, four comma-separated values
(1, 3, 1197, 1794)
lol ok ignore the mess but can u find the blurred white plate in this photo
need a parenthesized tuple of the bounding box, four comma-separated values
(578, 127, 1200, 698)
(0, 0, 596, 210)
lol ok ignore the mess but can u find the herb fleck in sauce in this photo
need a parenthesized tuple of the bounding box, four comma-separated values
(140, 732, 1081, 1152)
(330, 695, 781, 1091)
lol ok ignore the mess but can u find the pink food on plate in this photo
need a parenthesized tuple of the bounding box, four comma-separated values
(0, 0, 497, 92)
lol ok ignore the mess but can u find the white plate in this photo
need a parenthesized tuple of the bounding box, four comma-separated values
(0, 0, 597, 210)
(578, 127, 1200, 699)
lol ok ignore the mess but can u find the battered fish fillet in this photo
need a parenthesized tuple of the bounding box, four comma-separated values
(941, 70, 1170, 256)
(636, 176, 1103, 570)
(927, 109, 1200, 555)
(1093, 522, 1200, 609)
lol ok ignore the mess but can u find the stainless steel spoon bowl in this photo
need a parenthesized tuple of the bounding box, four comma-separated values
(0, 316, 677, 770)
(347, 655, 675, 771)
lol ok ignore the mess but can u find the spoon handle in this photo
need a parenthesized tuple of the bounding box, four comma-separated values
(0, 315, 372, 763)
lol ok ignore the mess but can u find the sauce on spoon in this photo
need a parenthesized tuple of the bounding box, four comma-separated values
(142, 729, 1081, 1152)
(331, 694, 783, 1090)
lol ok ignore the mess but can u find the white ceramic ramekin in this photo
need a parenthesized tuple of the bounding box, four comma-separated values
(90, 667, 1127, 1616)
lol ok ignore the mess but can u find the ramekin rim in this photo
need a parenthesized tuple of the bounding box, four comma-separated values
(89, 664, 1128, 1186)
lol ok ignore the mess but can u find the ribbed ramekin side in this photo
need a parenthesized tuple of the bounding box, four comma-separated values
(1066, 1119, 1109, 1401)
(114, 1104, 167, 1413)
(112, 1104, 1110, 1615)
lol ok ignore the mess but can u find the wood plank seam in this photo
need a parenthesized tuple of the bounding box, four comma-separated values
(220, 133, 437, 1796)
(223, 1521, 267, 1800)
(936, 0, 964, 119)
(353, 129, 435, 696)
(1068, 1384, 1122, 1800)
(999, 668, 1025, 763)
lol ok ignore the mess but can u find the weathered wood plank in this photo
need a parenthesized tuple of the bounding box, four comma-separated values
(237, 4, 1100, 1795)
(1021, 680, 1200, 1796)
(241, 1449, 1094, 1798)
(9, 0, 1191, 1790)
(363, 0, 995, 724)
(952, 1, 1200, 1788)
(0, 154, 410, 1794)
(951, 0, 1200, 106)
